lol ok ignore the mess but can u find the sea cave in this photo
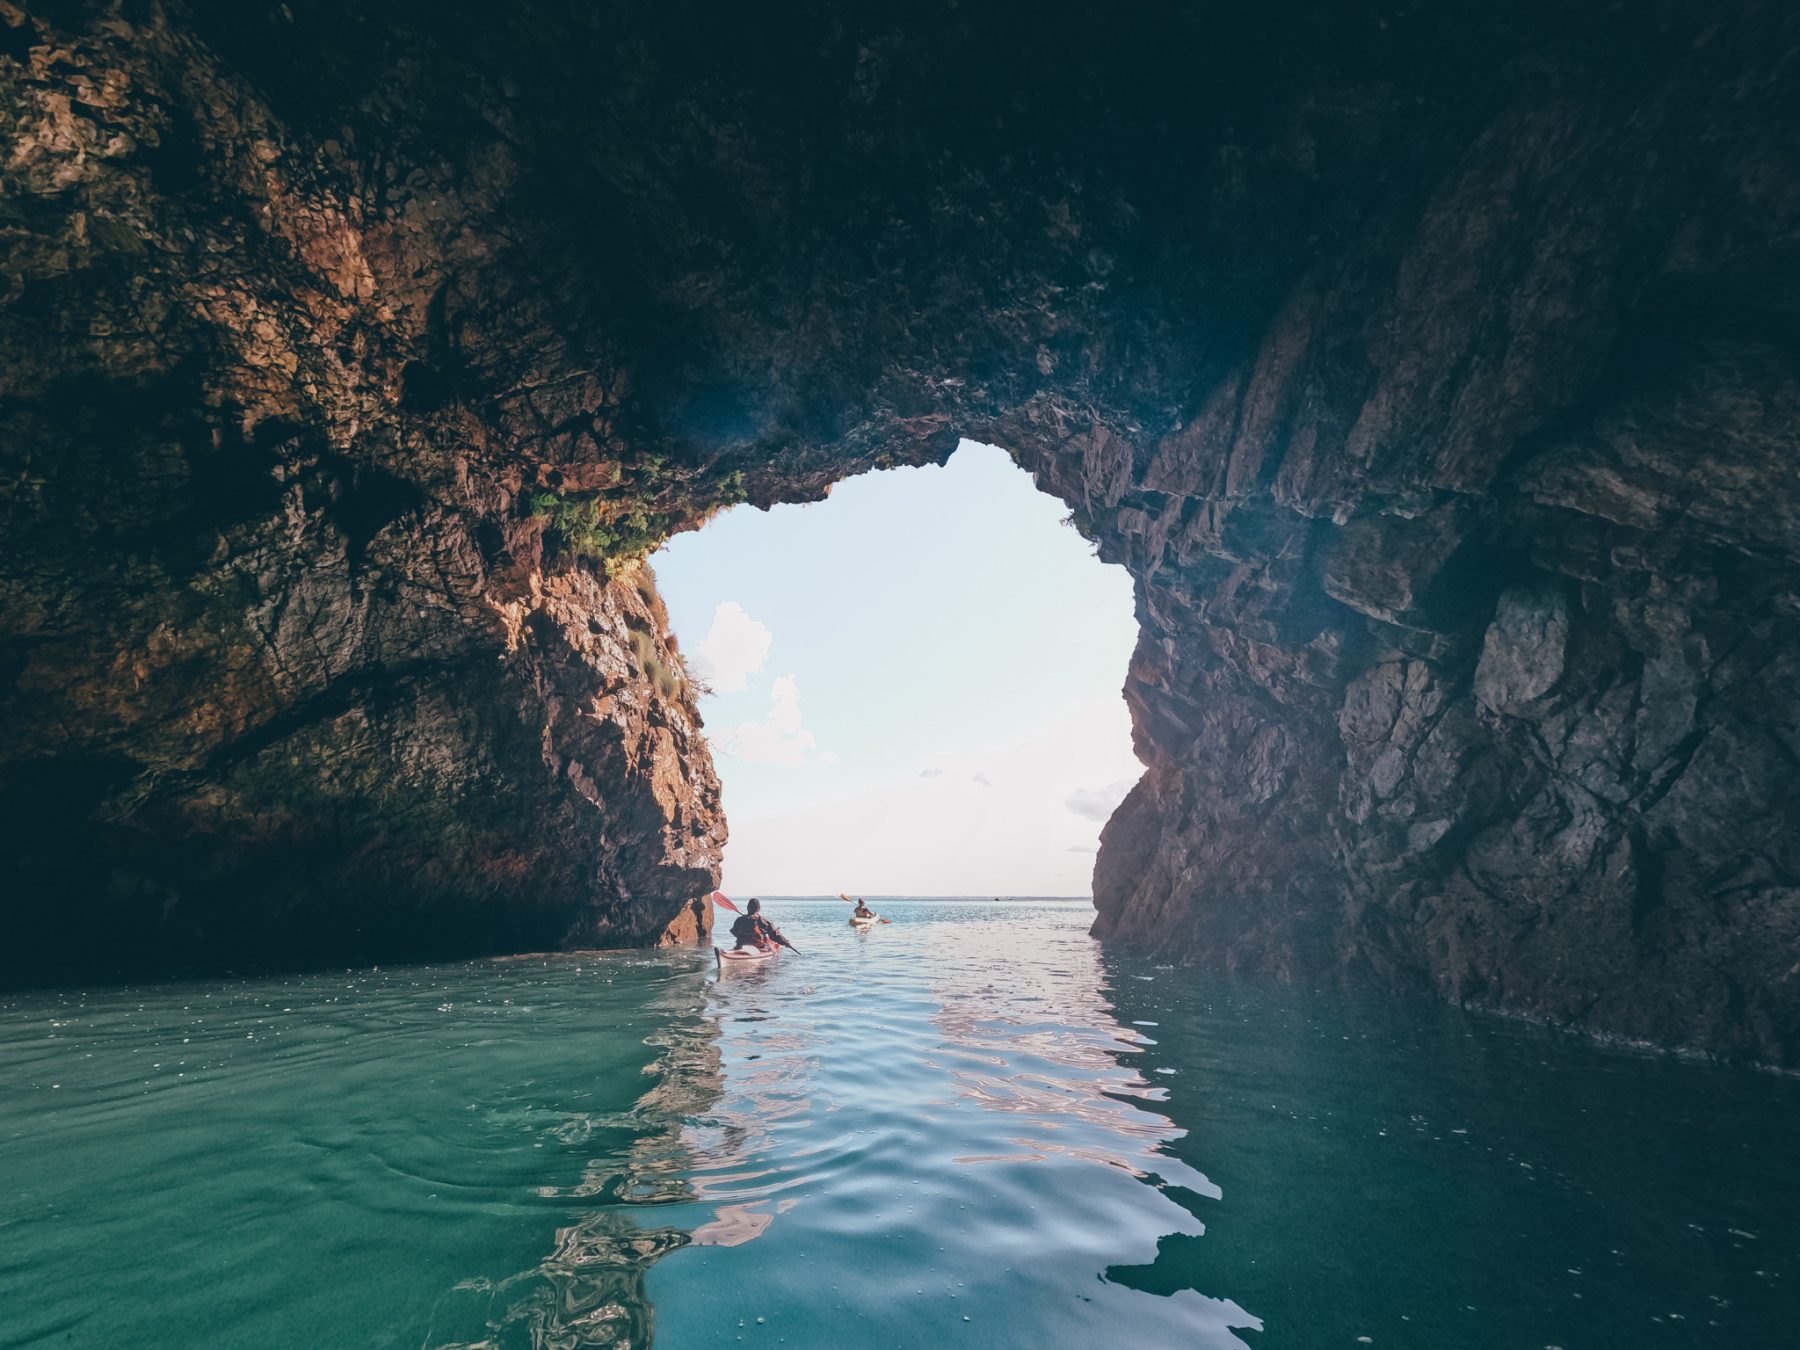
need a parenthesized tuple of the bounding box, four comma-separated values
(3, 0, 1799, 1075)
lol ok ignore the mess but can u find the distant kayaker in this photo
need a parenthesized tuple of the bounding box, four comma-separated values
(852, 898, 876, 921)
(730, 898, 794, 953)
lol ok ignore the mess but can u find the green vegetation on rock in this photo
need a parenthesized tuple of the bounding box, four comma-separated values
(529, 491, 668, 568)
(528, 460, 751, 572)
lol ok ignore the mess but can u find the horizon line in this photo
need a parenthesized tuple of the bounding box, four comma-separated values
(717, 893, 1095, 900)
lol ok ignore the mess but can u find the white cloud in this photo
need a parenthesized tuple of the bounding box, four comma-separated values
(722, 698, 1144, 895)
(717, 674, 819, 766)
(817, 750, 841, 765)
(1065, 778, 1137, 822)
(690, 601, 772, 693)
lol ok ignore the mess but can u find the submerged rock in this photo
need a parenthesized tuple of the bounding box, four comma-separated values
(2, 0, 1798, 1063)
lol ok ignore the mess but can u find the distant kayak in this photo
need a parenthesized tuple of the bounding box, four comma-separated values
(849, 915, 878, 929)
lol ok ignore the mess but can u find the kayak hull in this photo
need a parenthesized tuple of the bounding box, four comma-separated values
(849, 916, 878, 929)
(715, 945, 778, 971)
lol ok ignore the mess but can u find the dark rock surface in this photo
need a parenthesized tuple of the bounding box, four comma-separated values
(0, 0, 731, 977)
(3, 0, 1798, 1062)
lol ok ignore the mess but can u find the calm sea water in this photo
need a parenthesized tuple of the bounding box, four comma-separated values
(2, 899, 1796, 1348)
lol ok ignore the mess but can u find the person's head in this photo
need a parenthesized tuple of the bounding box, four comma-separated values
(747, 898, 761, 915)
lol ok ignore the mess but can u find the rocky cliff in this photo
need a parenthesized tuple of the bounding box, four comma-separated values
(3, 0, 1797, 1061)
(0, 0, 733, 978)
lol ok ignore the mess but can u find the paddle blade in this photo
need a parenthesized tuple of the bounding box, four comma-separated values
(838, 893, 853, 903)
(710, 891, 740, 914)
(879, 918, 892, 924)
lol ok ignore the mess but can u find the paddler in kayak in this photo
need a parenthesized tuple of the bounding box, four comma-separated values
(852, 898, 877, 921)
(730, 898, 796, 954)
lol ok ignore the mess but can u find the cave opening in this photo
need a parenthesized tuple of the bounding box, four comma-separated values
(649, 440, 1143, 899)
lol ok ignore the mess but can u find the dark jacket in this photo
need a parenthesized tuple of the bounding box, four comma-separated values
(730, 913, 775, 948)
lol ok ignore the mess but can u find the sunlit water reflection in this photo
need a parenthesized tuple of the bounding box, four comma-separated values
(2, 900, 1796, 1348)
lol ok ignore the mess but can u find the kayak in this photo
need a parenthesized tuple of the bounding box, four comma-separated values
(849, 915, 878, 929)
(715, 945, 778, 970)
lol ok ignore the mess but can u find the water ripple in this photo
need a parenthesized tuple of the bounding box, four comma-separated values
(4, 902, 1797, 1348)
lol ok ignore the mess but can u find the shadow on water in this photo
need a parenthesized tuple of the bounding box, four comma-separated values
(0, 952, 741, 1350)
(1097, 954, 1800, 1348)
(428, 971, 728, 1350)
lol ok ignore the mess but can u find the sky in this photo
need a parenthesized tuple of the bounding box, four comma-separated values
(650, 440, 1143, 896)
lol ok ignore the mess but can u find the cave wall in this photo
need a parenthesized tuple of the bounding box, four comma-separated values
(3, 0, 1798, 1060)
(0, 0, 733, 979)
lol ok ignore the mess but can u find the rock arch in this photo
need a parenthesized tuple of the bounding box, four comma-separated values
(3, 0, 1797, 1061)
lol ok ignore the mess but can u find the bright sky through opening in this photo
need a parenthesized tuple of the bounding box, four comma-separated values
(652, 441, 1143, 896)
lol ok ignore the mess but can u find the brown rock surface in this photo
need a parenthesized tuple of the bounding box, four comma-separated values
(3, 1, 1798, 1062)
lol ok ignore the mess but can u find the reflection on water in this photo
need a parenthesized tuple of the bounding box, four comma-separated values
(439, 1215, 686, 1350)
(635, 902, 1800, 1349)
(927, 912, 1260, 1342)
(434, 1002, 726, 1349)
(3, 902, 1798, 1349)
(629, 905, 1269, 1348)
(1093, 955, 1800, 1348)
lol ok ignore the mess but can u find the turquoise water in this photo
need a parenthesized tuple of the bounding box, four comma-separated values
(2, 900, 1796, 1348)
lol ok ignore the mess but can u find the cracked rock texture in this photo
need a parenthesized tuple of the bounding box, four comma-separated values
(3, 0, 1798, 1062)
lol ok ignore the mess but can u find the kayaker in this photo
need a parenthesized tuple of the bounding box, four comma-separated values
(852, 898, 876, 920)
(730, 898, 794, 953)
